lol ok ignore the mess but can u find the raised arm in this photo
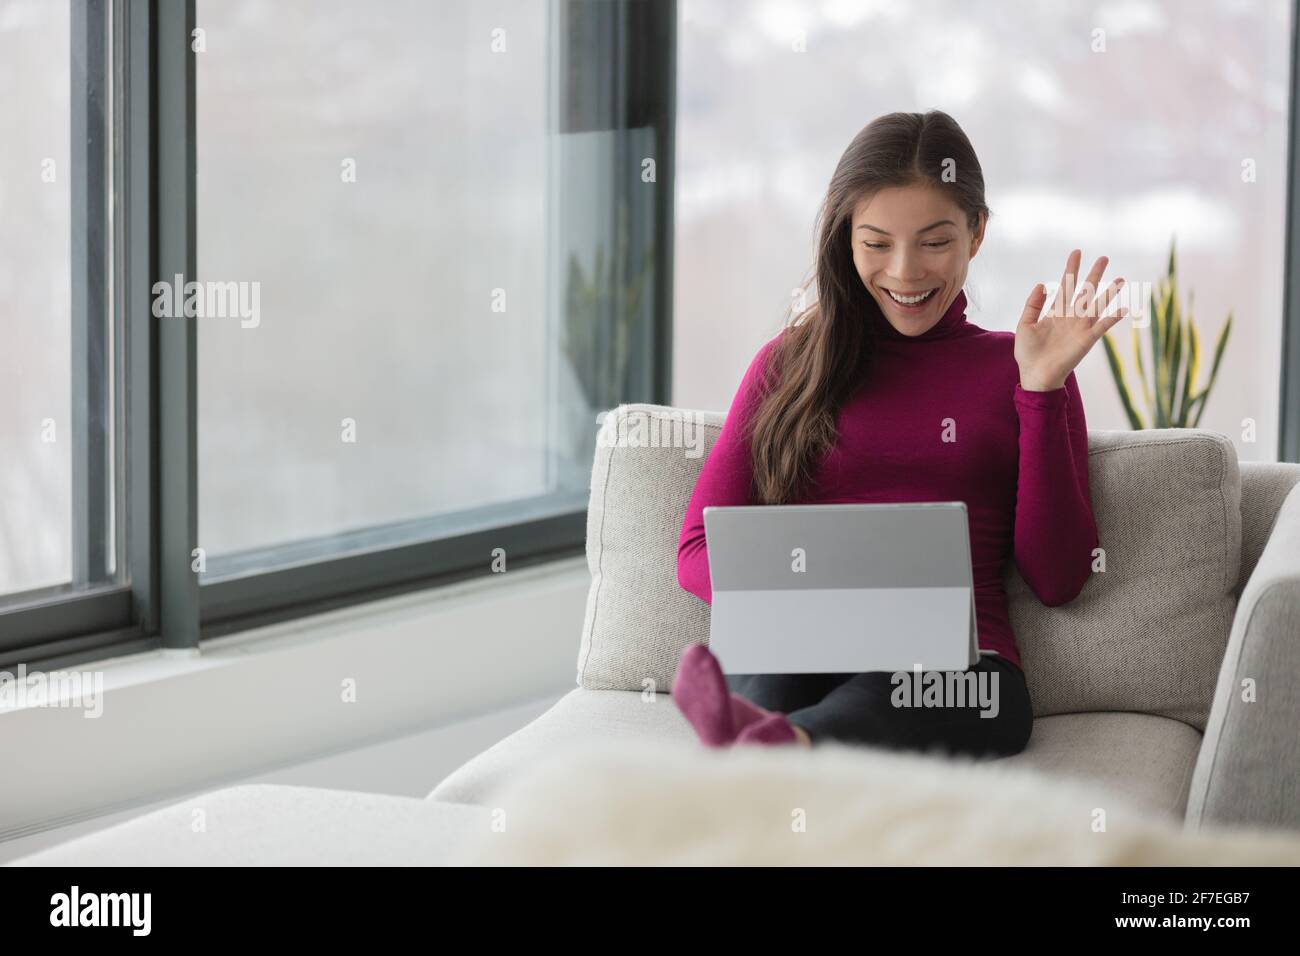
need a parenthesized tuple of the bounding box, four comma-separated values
(1011, 370, 1099, 606)
(677, 335, 782, 604)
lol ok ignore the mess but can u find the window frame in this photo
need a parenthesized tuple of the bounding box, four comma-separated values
(194, 0, 677, 634)
(0, 0, 153, 670)
(2, 0, 677, 668)
(1284, 0, 1300, 462)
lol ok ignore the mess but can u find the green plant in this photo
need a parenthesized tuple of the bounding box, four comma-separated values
(1100, 238, 1231, 429)
(561, 203, 653, 412)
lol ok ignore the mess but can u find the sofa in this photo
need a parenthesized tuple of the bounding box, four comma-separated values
(10, 403, 1300, 865)
(429, 403, 1300, 834)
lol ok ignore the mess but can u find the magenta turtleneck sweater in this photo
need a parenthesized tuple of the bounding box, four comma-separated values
(676, 288, 1099, 669)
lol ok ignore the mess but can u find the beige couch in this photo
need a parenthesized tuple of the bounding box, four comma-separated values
(12, 404, 1299, 865)
(429, 404, 1300, 833)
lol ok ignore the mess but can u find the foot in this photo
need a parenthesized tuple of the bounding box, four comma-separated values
(734, 711, 802, 746)
(672, 644, 771, 746)
(729, 690, 770, 732)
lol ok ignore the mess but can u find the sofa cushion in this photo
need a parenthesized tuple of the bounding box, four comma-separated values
(578, 406, 721, 691)
(1001, 712, 1202, 819)
(1006, 429, 1240, 731)
(578, 405, 1241, 732)
(445, 732, 1299, 865)
(430, 688, 697, 806)
(428, 688, 1203, 825)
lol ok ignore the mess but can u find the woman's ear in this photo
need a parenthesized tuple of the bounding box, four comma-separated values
(969, 211, 987, 258)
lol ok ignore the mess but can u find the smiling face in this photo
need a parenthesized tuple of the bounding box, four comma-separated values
(850, 184, 985, 337)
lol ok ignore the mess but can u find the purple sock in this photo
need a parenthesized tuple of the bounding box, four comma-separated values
(729, 692, 771, 732)
(672, 643, 744, 746)
(734, 711, 801, 746)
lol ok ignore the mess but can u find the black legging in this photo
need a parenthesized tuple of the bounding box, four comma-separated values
(725, 654, 1032, 758)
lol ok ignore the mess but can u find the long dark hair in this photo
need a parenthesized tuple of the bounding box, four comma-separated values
(745, 110, 991, 505)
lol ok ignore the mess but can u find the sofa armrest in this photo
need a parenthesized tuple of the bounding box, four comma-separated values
(1185, 482, 1300, 832)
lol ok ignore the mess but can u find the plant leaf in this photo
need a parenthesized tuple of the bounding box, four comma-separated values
(1167, 278, 1184, 423)
(1192, 312, 1232, 427)
(1154, 284, 1173, 427)
(1177, 313, 1202, 426)
(1132, 322, 1152, 412)
(1102, 332, 1146, 429)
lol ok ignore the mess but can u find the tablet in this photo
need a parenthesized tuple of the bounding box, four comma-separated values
(702, 502, 979, 674)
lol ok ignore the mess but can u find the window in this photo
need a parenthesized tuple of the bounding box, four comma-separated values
(195, 0, 570, 563)
(194, 0, 672, 626)
(0, 0, 674, 665)
(1, 0, 77, 596)
(4, 0, 1295, 670)
(0, 0, 129, 660)
(674, 0, 1293, 462)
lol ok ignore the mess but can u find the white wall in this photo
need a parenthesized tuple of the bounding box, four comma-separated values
(0, 556, 590, 847)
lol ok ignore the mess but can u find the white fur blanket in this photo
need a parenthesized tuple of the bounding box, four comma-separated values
(448, 738, 1300, 866)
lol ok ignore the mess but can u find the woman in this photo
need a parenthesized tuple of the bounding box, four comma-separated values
(671, 110, 1126, 756)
